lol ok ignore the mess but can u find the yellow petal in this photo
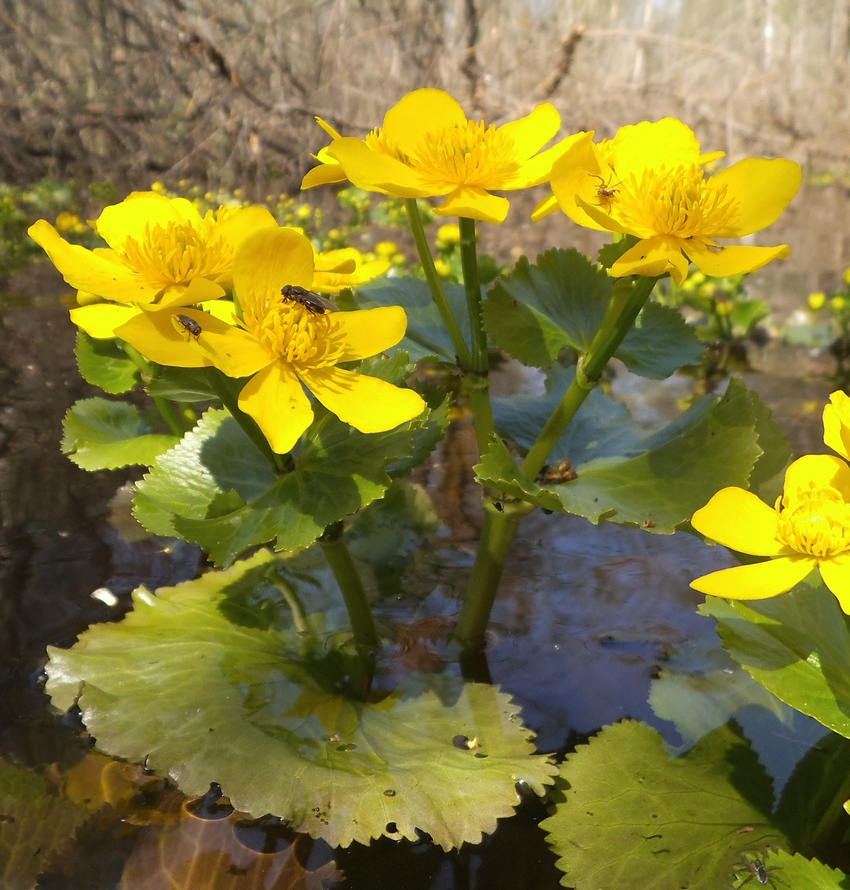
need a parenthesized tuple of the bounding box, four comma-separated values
(314, 260, 390, 293)
(686, 242, 791, 279)
(574, 193, 630, 234)
(215, 206, 278, 251)
(691, 555, 817, 599)
(114, 309, 213, 368)
(823, 390, 850, 461)
(335, 307, 408, 361)
(497, 102, 560, 162)
(156, 276, 225, 309)
(301, 162, 348, 190)
(819, 554, 850, 613)
(28, 220, 158, 304)
(548, 132, 611, 229)
(95, 192, 195, 250)
(315, 117, 342, 140)
(783, 453, 850, 500)
(301, 366, 425, 433)
(433, 187, 509, 224)
(239, 362, 313, 454)
(233, 228, 315, 315)
(530, 193, 560, 222)
(70, 303, 141, 338)
(610, 236, 691, 283)
(313, 249, 359, 274)
(709, 158, 802, 237)
(505, 130, 588, 190)
(382, 89, 467, 157)
(202, 300, 239, 324)
(194, 326, 272, 378)
(608, 118, 702, 178)
(327, 138, 437, 197)
(692, 487, 787, 556)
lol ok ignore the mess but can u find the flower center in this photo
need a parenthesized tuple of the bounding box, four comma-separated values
(607, 164, 739, 239)
(366, 119, 519, 187)
(120, 210, 235, 290)
(243, 295, 346, 369)
(776, 487, 850, 558)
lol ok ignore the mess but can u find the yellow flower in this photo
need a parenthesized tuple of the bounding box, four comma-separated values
(831, 296, 846, 312)
(807, 291, 827, 311)
(311, 245, 390, 294)
(28, 192, 277, 359)
(691, 391, 850, 611)
(301, 88, 581, 224)
(537, 119, 801, 284)
(126, 227, 425, 453)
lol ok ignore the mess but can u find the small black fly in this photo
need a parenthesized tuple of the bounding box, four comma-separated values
(174, 314, 202, 339)
(281, 284, 338, 315)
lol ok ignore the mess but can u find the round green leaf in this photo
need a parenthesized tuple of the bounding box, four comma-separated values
(76, 330, 140, 394)
(45, 551, 556, 850)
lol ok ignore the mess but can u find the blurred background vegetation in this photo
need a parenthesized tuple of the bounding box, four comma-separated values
(1, 0, 848, 195)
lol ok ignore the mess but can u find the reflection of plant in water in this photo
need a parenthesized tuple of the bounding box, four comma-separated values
(28, 90, 843, 888)
(655, 270, 771, 391)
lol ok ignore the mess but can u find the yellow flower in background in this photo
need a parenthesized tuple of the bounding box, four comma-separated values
(807, 291, 827, 311)
(124, 227, 424, 454)
(301, 88, 582, 224)
(28, 192, 277, 355)
(537, 118, 801, 284)
(691, 391, 850, 611)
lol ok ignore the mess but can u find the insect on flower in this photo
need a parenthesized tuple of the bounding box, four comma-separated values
(590, 171, 621, 208)
(173, 313, 202, 339)
(281, 284, 338, 315)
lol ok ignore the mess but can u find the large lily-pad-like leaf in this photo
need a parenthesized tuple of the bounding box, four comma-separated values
(480, 378, 766, 532)
(46, 551, 556, 850)
(701, 582, 850, 739)
(133, 400, 434, 566)
(483, 249, 704, 378)
(542, 720, 786, 890)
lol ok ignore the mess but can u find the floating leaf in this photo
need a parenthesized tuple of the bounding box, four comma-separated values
(46, 552, 556, 850)
(76, 330, 141, 394)
(483, 249, 703, 378)
(542, 720, 786, 890)
(701, 582, 850, 739)
(62, 398, 179, 470)
(480, 378, 764, 533)
(0, 759, 90, 888)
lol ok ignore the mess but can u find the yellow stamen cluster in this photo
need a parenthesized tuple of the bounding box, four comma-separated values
(244, 299, 345, 369)
(776, 487, 850, 558)
(121, 212, 233, 288)
(612, 164, 739, 238)
(367, 120, 519, 187)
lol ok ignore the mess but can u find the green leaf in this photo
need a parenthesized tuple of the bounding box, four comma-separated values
(354, 276, 471, 363)
(483, 249, 704, 378)
(145, 367, 221, 401)
(649, 637, 793, 751)
(61, 398, 179, 470)
(701, 582, 850, 739)
(732, 850, 848, 890)
(480, 378, 764, 533)
(0, 759, 90, 888)
(135, 404, 431, 566)
(45, 551, 557, 851)
(542, 720, 787, 890)
(75, 330, 140, 394)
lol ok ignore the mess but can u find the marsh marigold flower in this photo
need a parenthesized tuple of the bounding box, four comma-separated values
(301, 88, 582, 224)
(691, 391, 850, 611)
(139, 226, 425, 454)
(28, 192, 276, 356)
(536, 118, 801, 284)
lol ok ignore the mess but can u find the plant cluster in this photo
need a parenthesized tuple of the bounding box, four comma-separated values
(24, 88, 850, 888)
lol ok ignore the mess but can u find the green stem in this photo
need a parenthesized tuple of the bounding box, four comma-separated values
(454, 503, 521, 651)
(319, 522, 378, 695)
(121, 344, 186, 437)
(202, 368, 287, 473)
(404, 198, 472, 367)
(522, 274, 660, 480)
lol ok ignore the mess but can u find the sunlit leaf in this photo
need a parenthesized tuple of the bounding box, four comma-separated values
(480, 378, 764, 532)
(145, 367, 221, 402)
(62, 398, 179, 470)
(76, 330, 141, 394)
(46, 551, 557, 850)
(701, 582, 850, 739)
(0, 759, 90, 888)
(731, 850, 847, 890)
(483, 249, 703, 378)
(542, 720, 786, 890)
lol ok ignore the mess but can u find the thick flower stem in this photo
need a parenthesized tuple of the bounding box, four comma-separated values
(522, 274, 660, 480)
(454, 503, 522, 651)
(404, 199, 472, 368)
(319, 522, 378, 695)
(202, 368, 288, 473)
(121, 344, 186, 437)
